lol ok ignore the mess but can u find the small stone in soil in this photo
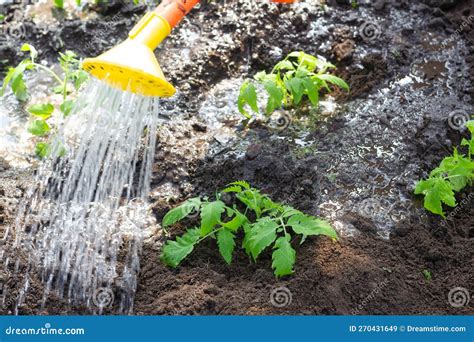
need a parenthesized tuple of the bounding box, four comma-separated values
(246, 144, 262, 160)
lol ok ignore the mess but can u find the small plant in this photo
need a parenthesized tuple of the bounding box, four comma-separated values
(238, 51, 349, 119)
(415, 120, 474, 217)
(1, 44, 89, 158)
(160, 181, 337, 277)
(421, 269, 432, 281)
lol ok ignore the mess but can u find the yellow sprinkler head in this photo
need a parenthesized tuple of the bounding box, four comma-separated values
(83, 12, 176, 97)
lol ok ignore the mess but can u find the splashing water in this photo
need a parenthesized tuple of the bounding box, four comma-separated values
(1, 80, 159, 314)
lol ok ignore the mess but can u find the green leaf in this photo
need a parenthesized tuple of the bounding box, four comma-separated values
(285, 77, 305, 105)
(315, 74, 350, 91)
(303, 78, 319, 106)
(431, 151, 474, 191)
(238, 80, 259, 118)
(200, 200, 226, 236)
(72, 70, 89, 90)
(162, 197, 201, 228)
(27, 120, 50, 137)
(465, 120, 474, 135)
(263, 80, 284, 115)
(60, 100, 74, 116)
(20, 44, 38, 61)
(10, 72, 28, 101)
(28, 103, 54, 119)
(272, 235, 296, 277)
(217, 228, 236, 264)
(160, 228, 201, 268)
(287, 214, 338, 240)
(415, 177, 456, 217)
(35, 142, 51, 159)
(221, 210, 247, 232)
(54, 0, 64, 9)
(461, 137, 474, 157)
(247, 217, 279, 260)
(273, 60, 295, 72)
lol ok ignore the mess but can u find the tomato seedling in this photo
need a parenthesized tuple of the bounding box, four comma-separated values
(1, 44, 88, 159)
(161, 181, 338, 277)
(415, 120, 474, 217)
(238, 51, 349, 119)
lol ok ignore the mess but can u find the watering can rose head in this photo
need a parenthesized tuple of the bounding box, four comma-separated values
(82, 0, 297, 97)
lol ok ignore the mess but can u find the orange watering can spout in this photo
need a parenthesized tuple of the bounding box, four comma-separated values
(83, 0, 297, 97)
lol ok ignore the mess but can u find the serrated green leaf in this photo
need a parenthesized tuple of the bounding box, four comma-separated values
(27, 120, 50, 137)
(247, 217, 279, 260)
(228, 180, 250, 189)
(273, 60, 295, 72)
(217, 228, 235, 264)
(221, 185, 242, 193)
(160, 228, 201, 268)
(315, 74, 350, 91)
(287, 214, 338, 240)
(415, 177, 456, 217)
(28, 103, 54, 119)
(272, 234, 296, 277)
(238, 80, 259, 118)
(200, 200, 226, 236)
(221, 210, 247, 231)
(162, 197, 201, 228)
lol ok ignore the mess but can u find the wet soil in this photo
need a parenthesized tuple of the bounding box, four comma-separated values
(0, 0, 473, 315)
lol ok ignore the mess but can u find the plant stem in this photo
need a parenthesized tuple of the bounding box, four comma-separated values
(33, 63, 64, 87)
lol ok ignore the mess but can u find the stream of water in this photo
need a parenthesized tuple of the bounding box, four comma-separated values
(1, 79, 158, 314)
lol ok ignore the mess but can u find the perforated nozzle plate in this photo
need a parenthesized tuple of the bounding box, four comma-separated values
(82, 59, 176, 97)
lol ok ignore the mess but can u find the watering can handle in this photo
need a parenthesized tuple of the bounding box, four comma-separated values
(154, 0, 297, 29)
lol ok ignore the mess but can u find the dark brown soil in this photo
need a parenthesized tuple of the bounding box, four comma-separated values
(134, 145, 473, 315)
